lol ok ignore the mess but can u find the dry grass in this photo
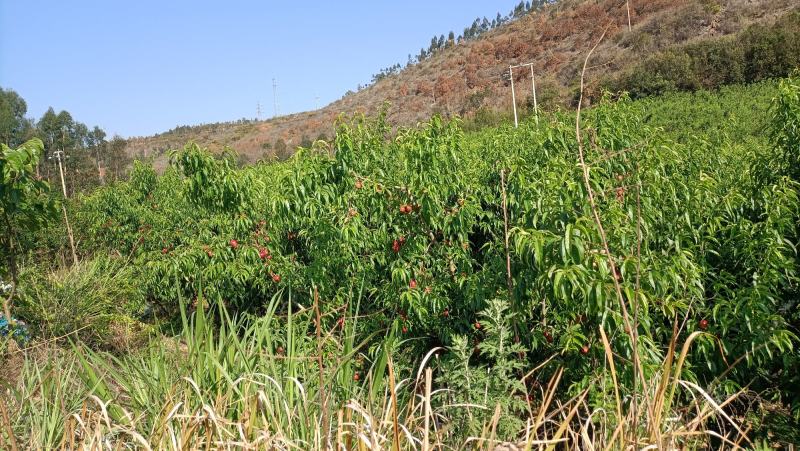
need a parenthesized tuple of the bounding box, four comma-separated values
(2, 320, 752, 450)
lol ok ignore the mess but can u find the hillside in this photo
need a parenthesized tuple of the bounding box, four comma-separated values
(124, 0, 799, 168)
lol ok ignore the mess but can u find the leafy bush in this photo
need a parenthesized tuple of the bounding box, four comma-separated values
(772, 71, 800, 182)
(0, 138, 57, 324)
(606, 12, 800, 98)
(437, 299, 527, 440)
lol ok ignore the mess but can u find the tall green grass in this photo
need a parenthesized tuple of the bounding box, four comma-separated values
(15, 256, 148, 351)
(3, 291, 752, 450)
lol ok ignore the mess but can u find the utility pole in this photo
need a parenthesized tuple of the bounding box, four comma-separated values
(509, 65, 518, 128)
(50, 149, 79, 265)
(627, 1, 632, 31)
(529, 64, 538, 125)
(272, 78, 279, 118)
(508, 62, 539, 127)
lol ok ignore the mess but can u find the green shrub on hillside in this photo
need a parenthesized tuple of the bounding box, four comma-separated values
(607, 12, 800, 98)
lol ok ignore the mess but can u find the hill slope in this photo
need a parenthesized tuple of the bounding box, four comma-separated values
(124, 0, 799, 168)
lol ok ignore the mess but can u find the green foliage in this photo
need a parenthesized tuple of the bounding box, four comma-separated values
(772, 72, 800, 181)
(170, 143, 250, 212)
(0, 138, 56, 322)
(0, 139, 54, 236)
(16, 76, 800, 444)
(437, 299, 527, 440)
(128, 160, 157, 201)
(15, 256, 148, 351)
(0, 88, 30, 147)
(607, 12, 800, 98)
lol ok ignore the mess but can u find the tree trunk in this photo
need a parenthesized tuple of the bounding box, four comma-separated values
(1, 213, 18, 323)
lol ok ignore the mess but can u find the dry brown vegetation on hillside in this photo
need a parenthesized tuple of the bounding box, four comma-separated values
(123, 0, 798, 169)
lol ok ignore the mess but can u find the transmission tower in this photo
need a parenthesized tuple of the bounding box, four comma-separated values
(257, 102, 262, 120)
(272, 78, 279, 117)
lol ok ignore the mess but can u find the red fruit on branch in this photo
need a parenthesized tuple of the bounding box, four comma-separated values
(353, 372, 360, 381)
(207, 250, 214, 257)
(442, 309, 449, 317)
(474, 321, 481, 330)
(272, 274, 281, 283)
(337, 317, 345, 328)
(409, 279, 417, 289)
(161, 248, 169, 254)
(259, 248, 269, 259)
(277, 346, 284, 355)
(544, 331, 553, 343)
(402, 326, 408, 334)
(355, 180, 363, 190)
(229, 239, 239, 249)
(581, 345, 590, 355)
(392, 240, 401, 253)
(699, 319, 709, 330)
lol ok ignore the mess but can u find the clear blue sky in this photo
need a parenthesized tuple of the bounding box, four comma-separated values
(1, 1, 521, 138)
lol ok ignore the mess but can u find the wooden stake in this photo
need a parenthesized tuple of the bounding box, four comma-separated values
(388, 356, 401, 451)
(0, 394, 19, 451)
(423, 368, 432, 451)
(500, 168, 513, 297)
(314, 287, 330, 449)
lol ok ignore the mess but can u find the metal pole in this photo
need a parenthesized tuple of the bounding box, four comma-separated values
(530, 64, 539, 125)
(509, 66, 518, 128)
(55, 151, 68, 198)
(54, 151, 78, 265)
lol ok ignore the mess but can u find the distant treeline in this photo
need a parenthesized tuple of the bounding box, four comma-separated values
(0, 88, 130, 194)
